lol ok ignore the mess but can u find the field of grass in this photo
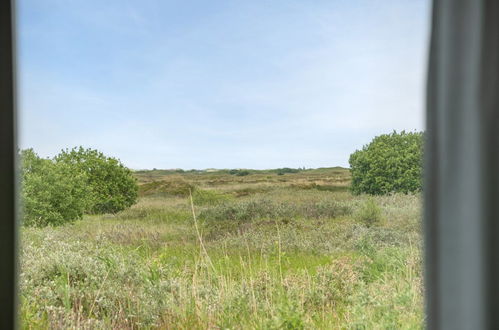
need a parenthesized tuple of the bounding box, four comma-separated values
(20, 168, 423, 329)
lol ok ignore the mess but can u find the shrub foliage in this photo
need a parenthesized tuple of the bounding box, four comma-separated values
(21, 147, 138, 227)
(55, 147, 138, 214)
(349, 131, 423, 195)
(20, 149, 91, 227)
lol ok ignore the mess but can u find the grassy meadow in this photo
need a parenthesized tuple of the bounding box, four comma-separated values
(20, 167, 423, 329)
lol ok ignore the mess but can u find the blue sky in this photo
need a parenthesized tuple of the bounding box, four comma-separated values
(18, 0, 430, 170)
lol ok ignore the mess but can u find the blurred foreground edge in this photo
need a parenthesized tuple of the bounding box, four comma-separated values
(0, 0, 17, 329)
(425, 1, 499, 329)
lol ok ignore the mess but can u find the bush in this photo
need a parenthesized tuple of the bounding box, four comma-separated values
(20, 149, 91, 227)
(55, 147, 138, 214)
(349, 131, 423, 195)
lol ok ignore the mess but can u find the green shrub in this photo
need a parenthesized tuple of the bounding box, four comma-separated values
(355, 198, 382, 227)
(349, 131, 423, 195)
(55, 147, 138, 214)
(20, 149, 91, 227)
(273, 301, 305, 329)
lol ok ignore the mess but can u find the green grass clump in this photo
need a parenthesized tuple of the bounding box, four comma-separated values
(355, 197, 383, 227)
(192, 188, 232, 205)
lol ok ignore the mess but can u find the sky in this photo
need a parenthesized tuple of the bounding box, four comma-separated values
(18, 0, 430, 170)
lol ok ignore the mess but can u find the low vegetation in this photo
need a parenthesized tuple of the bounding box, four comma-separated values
(20, 167, 423, 328)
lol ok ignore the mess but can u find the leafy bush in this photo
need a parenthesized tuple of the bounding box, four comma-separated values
(349, 131, 423, 195)
(55, 147, 138, 214)
(355, 198, 382, 227)
(20, 149, 91, 227)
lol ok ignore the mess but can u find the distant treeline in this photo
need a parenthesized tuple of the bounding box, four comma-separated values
(134, 166, 348, 176)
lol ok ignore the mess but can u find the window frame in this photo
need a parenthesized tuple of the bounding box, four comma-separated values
(0, 0, 18, 328)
